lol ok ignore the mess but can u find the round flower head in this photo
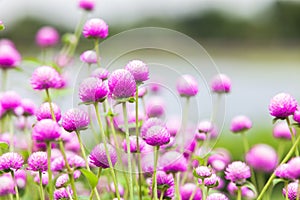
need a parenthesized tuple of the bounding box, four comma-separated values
(51, 154, 85, 171)
(287, 157, 300, 179)
(27, 151, 48, 172)
(62, 108, 89, 132)
(82, 18, 109, 39)
(122, 136, 145, 153)
(125, 60, 149, 83)
(108, 69, 136, 99)
(146, 97, 165, 118)
(36, 102, 61, 121)
(141, 154, 155, 174)
(293, 107, 300, 123)
(160, 151, 188, 173)
(56, 171, 80, 188)
(204, 174, 219, 188)
(195, 166, 212, 179)
(282, 182, 299, 200)
(14, 170, 27, 188)
(198, 120, 213, 133)
(0, 152, 24, 171)
(0, 91, 21, 110)
(54, 186, 73, 200)
(210, 74, 231, 93)
(269, 93, 298, 118)
(19, 98, 36, 116)
(91, 68, 109, 80)
(208, 148, 231, 172)
(30, 66, 63, 90)
(150, 171, 175, 199)
(89, 143, 117, 168)
(207, 193, 229, 200)
(176, 74, 198, 97)
(230, 115, 252, 133)
(78, 0, 95, 11)
(227, 182, 256, 198)
(34, 172, 50, 186)
(0, 41, 21, 69)
(80, 50, 98, 64)
(225, 161, 251, 185)
(275, 164, 291, 180)
(141, 117, 165, 138)
(166, 116, 181, 137)
(143, 125, 170, 146)
(0, 175, 15, 196)
(246, 144, 278, 172)
(109, 182, 125, 197)
(180, 183, 202, 200)
(136, 87, 147, 98)
(32, 119, 62, 142)
(79, 77, 108, 103)
(273, 121, 295, 140)
(35, 26, 60, 48)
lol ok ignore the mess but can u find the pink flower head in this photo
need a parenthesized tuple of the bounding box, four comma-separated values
(141, 117, 165, 138)
(142, 125, 170, 146)
(273, 121, 295, 140)
(230, 115, 252, 133)
(0, 175, 15, 196)
(208, 148, 231, 172)
(82, 18, 109, 39)
(275, 164, 291, 180)
(246, 144, 278, 173)
(0, 40, 21, 69)
(0, 152, 24, 171)
(282, 182, 300, 200)
(54, 187, 73, 200)
(160, 151, 188, 173)
(108, 69, 136, 100)
(198, 120, 213, 133)
(227, 182, 256, 198)
(35, 26, 59, 48)
(207, 193, 229, 200)
(195, 166, 212, 179)
(51, 153, 85, 171)
(287, 157, 300, 179)
(204, 174, 220, 188)
(150, 171, 175, 199)
(180, 183, 202, 200)
(36, 102, 61, 121)
(14, 170, 27, 188)
(30, 66, 63, 90)
(33, 172, 50, 186)
(146, 97, 165, 118)
(210, 74, 231, 94)
(79, 77, 108, 103)
(293, 106, 300, 123)
(27, 151, 48, 172)
(136, 87, 147, 98)
(0, 91, 21, 110)
(62, 108, 89, 132)
(80, 50, 98, 64)
(19, 98, 36, 116)
(122, 136, 145, 153)
(269, 93, 298, 118)
(176, 74, 198, 97)
(166, 116, 181, 137)
(225, 161, 251, 185)
(109, 182, 125, 197)
(78, 0, 95, 11)
(32, 119, 61, 142)
(91, 68, 109, 80)
(89, 143, 117, 168)
(56, 171, 80, 188)
(125, 60, 149, 83)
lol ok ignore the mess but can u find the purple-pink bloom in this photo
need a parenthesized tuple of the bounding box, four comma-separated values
(230, 115, 252, 133)
(210, 74, 231, 94)
(146, 97, 165, 118)
(89, 143, 117, 169)
(0, 91, 21, 110)
(54, 186, 73, 200)
(27, 151, 48, 172)
(160, 151, 188, 173)
(32, 119, 61, 142)
(293, 107, 300, 123)
(246, 144, 278, 173)
(79, 77, 108, 103)
(204, 174, 220, 188)
(282, 182, 299, 200)
(51, 154, 85, 171)
(208, 148, 231, 172)
(195, 166, 212, 179)
(225, 161, 251, 185)
(80, 50, 98, 64)
(19, 98, 36, 116)
(0, 152, 24, 171)
(0, 40, 21, 69)
(180, 183, 202, 200)
(36, 102, 61, 121)
(275, 164, 291, 180)
(273, 121, 295, 140)
(122, 136, 145, 153)
(125, 60, 149, 83)
(176, 74, 198, 97)
(198, 120, 213, 133)
(30, 66, 63, 90)
(15, 170, 27, 188)
(150, 171, 175, 199)
(33, 172, 50, 186)
(82, 18, 109, 39)
(287, 157, 300, 179)
(166, 116, 181, 137)
(141, 118, 165, 139)
(56, 171, 80, 188)
(227, 182, 256, 198)
(62, 108, 89, 132)
(35, 26, 60, 48)
(91, 68, 109, 80)
(269, 93, 298, 118)
(108, 69, 136, 99)
(136, 87, 147, 98)
(0, 175, 15, 196)
(78, 0, 95, 11)
(142, 125, 170, 146)
(207, 193, 229, 200)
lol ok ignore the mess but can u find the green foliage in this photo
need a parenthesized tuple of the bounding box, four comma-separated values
(80, 168, 99, 189)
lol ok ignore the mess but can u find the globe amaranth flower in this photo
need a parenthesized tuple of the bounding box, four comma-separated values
(293, 107, 300, 123)
(230, 115, 252, 133)
(80, 50, 98, 64)
(32, 119, 61, 142)
(0, 175, 15, 196)
(0, 40, 21, 69)
(0, 91, 21, 110)
(275, 164, 291, 180)
(227, 182, 256, 199)
(142, 125, 170, 146)
(194, 166, 212, 179)
(122, 136, 145, 153)
(14, 170, 27, 188)
(19, 98, 36, 116)
(207, 193, 229, 200)
(180, 183, 202, 200)
(54, 186, 73, 200)
(56, 171, 81, 188)
(287, 157, 300, 179)
(160, 151, 188, 173)
(91, 68, 109, 80)
(273, 121, 295, 140)
(62, 108, 89, 132)
(150, 171, 175, 199)
(51, 153, 85, 172)
(109, 182, 125, 197)
(204, 174, 220, 188)
(30, 66, 63, 90)
(33, 172, 50, 186)
(79, 77, 108, 103)
(269, 93, 298, 118)
(225, 161, 251, 185)
(27, 151, 48, 172)
(282, 182, 300, 200)
(35, 26, 60, 48)
(82, 18, 108, 39)
(210, 74, 231, 94)
(0, 152, 24, 171)
(108, 69, 136, 100)
(78, 0, 95, 11)
(176, 74, 198, 97)
(36, 102, 61, 121)
(208, 148, 231, 172)
(166, 116, 181, 137)
(246, 144, 278, 173)
(146, 97, 165, 118)
(141, 118, 165, 139)
(89, 143, 117, 169)
(125, 60, 149, 83)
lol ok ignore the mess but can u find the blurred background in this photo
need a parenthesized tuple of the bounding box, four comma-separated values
(0, 0, 300, 158)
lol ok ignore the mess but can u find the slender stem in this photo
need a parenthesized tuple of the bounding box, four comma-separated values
(45, 89, 56, 122)
(257, 171, 265, 193)
(11, 171, 20, 200)
(286, 117, 299, 156)
(46, 141, 53, 200)
(75, 130, 90, 170)
(9, 194, 13, 200)
(237, 186, 242, 200)
(174, 173, 181, 200)
(180, 97, 190, 152)
(189, 183, 198, 200)
(9, 114, 14, 152)
(68, 173, 77, 200)
(152, 146, 159, 200)
(94, 38, 100, 66)
(159, 190, 165, 200)
(284, 181, 289, 200)
(122, 102, 134, 200)
(141, 97, 147, 117)
(1, 69, 7, 91)
(257, 134, 300, 200)
(200, 182, 206, 200)
(90, 168, 102, 200)
(39, 171, 45, 200)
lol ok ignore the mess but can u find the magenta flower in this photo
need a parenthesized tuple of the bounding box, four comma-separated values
(0, 91, 21, 110)
(51, 154, 85, 171)
(0, 40, 21, 69)
(78, 0, 95, 11)
(142, 125, 170, 146)
(108, 69, 136, 100)
(198, 120, 213, 133)
(180, 183, 202, 200)
(125, 60, 149, 83)
(80, 50, 98, 64)
(210, 74, 231, 93)
(287, 157, 300, 179)
(0, 175, 15, 196)
(82, 18, 109, 39)
(35, 26, 60, 48)
(166, 117, 181, 137)
(194, 166, 212, 179)
(208, 148, 231, 172)
(176, 74, 198, 97)
(204, 174, 220, 188)
(30, 66, 63, 90)
(136, 87, 147, 98)
(0, 152, 24, 171)
(282, 182, 299, 200)
(150, 171, 175, 199)
(246, 144, 278, 173)
(160, 151, 188, 173)
(19, 98, 36, 116)
(122, 136, 145, 153)
(36, 102, 61, 121)
(227, 182, 256, 198)
(230, 115, 252, 133)
(293, 107, 300, 123)
(62, 108, 89, 132)
(79, 77, 108, 103)
(275, 164, 291, 180)
(273, 121, 295, 140)
(32, 119, 62, 142)
(56, 171, 80, 188)
(207, 193, 229, 200)
(269, 93, 298, 118)
(146, 97, 165, 118)
(225, 161, 251, 185)
(109, 182, 125, 197)
(33, 172, 50, 186)
(54, 187, 73, 200)
(141, 118, 165, 138)
(91, 68, 109, 80)
(89, 143, 117, 168)
(27, 151, 48, 172)
(14, 170, 27, 188)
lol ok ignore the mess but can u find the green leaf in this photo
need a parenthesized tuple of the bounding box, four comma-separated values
(0, 24, 5, 31)
(23, 57, 42, 65)
(272, 117, 282, 124)
(0, 142, 9, 150)
(272, 178, 286, 187)
(244, 181, 258, 197)
(80, 168, 98, 189)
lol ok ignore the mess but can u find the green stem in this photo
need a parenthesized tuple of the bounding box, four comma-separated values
(1, 69, 7, 91)
(237, 186, 242, 200)
(46, 141, 53, 200)
(159, 190, 165, 200)
(9, 114, 14, 152)
(122, 102, 134, 200)
(286, 117, 299, 156)
(180, 97, 190, 152)
(11, 171, 20, 200)
(39, 171, 45, 200)
(174, 173, 181, 200)
(75, 130, 90, 170)
(152, 146, 159, 200)
(94, 38, 100, 66)
(257, 134, 300, 200)
(257, 171, 265, 193)
(200, 182, 206, 200)
(45, 89, 56, 122)
(284, 181, 289, 200)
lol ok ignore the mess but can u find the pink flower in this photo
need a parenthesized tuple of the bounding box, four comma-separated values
(122, 136, 145, 153)
(0, 91, 21, 110)
(62, 108, 89, 132)
(160, 151, 188, 173)
(269, 93, 298, 118)
(0, 175, 15, 196)
(79, 77, 108, 103)
(0, 40, 21, 69)
(35, 26, 60, 48)
(225, 161, 251, 185)
(0, 152, 24, 171)
(282, 182, 300, 200)
(54, 186, 73, 200)
(19, 98, 36, 116)
(125, 60, 149, 83)
(146, 97, 165, 118)
(27, 151, 48, 172)
(78, 0, 95, 11)
(207, 193, 229, 200)
(36, 102, 61, 121)
(230, 115, 252, 133)
(195, 166, 212, 179)
(273, 121, 295, 140)
(80, 50, 98, 64)
(30, 66, 63, 90)
(275, 164, 291, 180)
(180, 183, 202, 200)
(90, 68, 109, 80)
(210, 74, 231, 93)
(176, 74, 198, 97)
(89, 143, 117, 169)
(143, 125, 170, 146)
(287, 157, 300, 179)
(32, 119, 61, 142)
(82, 18, 109, 39)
